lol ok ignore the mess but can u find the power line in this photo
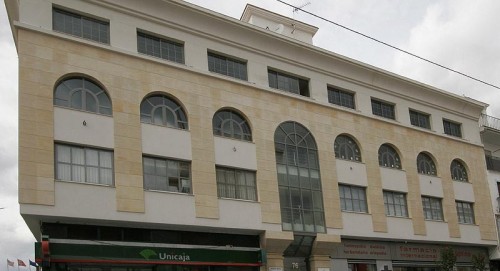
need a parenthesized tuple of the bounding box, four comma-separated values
(276, 0, 500, 91)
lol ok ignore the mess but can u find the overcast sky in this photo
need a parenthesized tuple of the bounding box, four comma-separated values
(1, 0, 499, 262)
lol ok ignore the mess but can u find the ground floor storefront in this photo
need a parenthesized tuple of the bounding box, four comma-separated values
(330, 239, 489, 271)
(35, 242, 263, 271)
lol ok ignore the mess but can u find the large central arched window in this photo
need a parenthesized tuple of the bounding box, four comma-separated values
(140, 94, 188, 129)
(54, 76, 112, 115)
(275, 121, 325, 233)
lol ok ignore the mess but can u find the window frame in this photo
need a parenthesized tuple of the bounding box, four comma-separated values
(142, 156, 191, 194)
(55, 143, 114, 186)
(450, 159, 469, 182)
(215, 166, 257, 201)
(421, 196, 444, 221)
(140, 94, 188, 130)
(208, 51, 248, 81)
(137, 31, 185, 64)
(334, 134, 362, 162)
(371, 98, 396, 120)
(339, 184, 368, 213)
(443, 119, 462, 138)
(52, 7, 110, 44)
(54, 76, 112, 116)
(416, 152, 437, 176)
(378, 144, 402, 169)
(327, 86, 355, 109)
(383, 190, 408, 218)
(409, 109, 431, 129)
(268, 69, 310, 97)
(212, 109, 252, 141)
(456, 201, 475, 224)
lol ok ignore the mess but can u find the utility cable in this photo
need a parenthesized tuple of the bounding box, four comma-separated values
(277, 0, 500, 91)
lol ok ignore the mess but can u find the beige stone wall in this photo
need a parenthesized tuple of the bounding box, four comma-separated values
(18, 29, 496, 240)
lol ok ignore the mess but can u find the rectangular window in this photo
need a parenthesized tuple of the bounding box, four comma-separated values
(208, 52, 247, 81)
(327, 86, 355, 109)
(456, 201, 475, 224)
(383, 191, 408, 217)
(339, 184, 367, 213)
(422, 196, 443, 221)
(53, 8, 109, 44)
(216, 167, 257, 201)
(268, 69, 309, 97)
(371, 99, 395, 120)
(143, 156, 191, 193)
(137, 31, 184, 64)
(55, 144, 113, 185)
(443, 119, 462, 137)
(409, 110, 431, 129)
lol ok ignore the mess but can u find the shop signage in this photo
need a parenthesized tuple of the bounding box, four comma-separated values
(35, 242, 263, 266)
(332, 240, 391, 260)
(331, 240, 487, 262)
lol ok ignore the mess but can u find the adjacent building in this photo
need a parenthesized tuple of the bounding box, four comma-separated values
(481, 113, 500, 270)
(5, 0, 497, 270)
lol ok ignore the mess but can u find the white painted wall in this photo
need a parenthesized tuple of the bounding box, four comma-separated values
(54, 107, 114, 148)
(419, 175, 443, 198)
(453, 181, 475, 202)
(341, 212, 373, 236)
(335, 160, 368, 187)
(141, 124, 192, 160)
(459, 224, 482, 243)
(21, 182, 266, 231)
(425, 220, 449, 241)
(380, 168, 408, 192)
(213, 136, 257, 170)
(386, 217, 414, 237)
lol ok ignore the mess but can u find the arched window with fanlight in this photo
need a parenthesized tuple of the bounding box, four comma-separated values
(417, 152, 437, 176)
(54, 76, 112, 115)
(378, 144, 402, 169)
(140, 94, 188, 129)
(274, 121, 325, 233)
(213, 109, 252, 141)
(451, 159, 468, 182)
(334, 134, 361, 162)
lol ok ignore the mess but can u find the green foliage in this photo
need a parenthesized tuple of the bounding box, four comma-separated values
(471, 253, 487, 271)
(440, 247, 456, 271)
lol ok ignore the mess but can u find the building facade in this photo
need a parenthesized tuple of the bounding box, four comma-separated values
(5, 0, 497, 270)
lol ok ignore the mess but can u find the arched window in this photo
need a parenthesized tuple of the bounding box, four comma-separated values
(334, 135, 361, 162)
(417, 152, 437, 176)
(54, 76, 112, 115)
(451, 159, 468, 182)
(140, 94, 188, 129)
(378, 144, 401, 169)
(274, 121, 325, 233)
(213, 109, 252, 141)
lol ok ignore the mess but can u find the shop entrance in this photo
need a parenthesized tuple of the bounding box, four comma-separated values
(283, 235, 316, 271)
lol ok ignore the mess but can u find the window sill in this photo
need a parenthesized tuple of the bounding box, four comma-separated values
(218, 197, 259, 203)
(144, 189, 193, 196)
(54, 105, 113, 117)
(55, 179, 114, 187)
(424, 219, 446, 223)
(379, 166, 405, 172)
(386, 215, 411, 219)
(141, 122, 189, 132)
(341, 210, 370, 215)
(213, 134, 254, 144)
(336, 157, 363, 164)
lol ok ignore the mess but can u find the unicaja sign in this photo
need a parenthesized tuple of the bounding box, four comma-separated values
(139, 249, 191, 262)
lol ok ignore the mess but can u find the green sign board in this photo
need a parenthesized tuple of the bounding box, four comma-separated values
(35, 242, 263, 266)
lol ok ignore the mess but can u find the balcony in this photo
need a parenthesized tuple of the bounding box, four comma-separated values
(480, 114, 500, 132)
(486, 155, 500, 172)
